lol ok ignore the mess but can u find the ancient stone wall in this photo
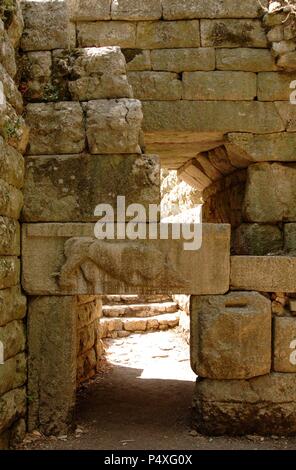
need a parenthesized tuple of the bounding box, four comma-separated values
(0, 0, 28, 449)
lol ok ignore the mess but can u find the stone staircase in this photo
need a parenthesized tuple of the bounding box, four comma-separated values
(99, 295, 180, 339)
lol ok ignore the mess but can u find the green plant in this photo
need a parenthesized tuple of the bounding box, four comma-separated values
(43, 83, 60, 102)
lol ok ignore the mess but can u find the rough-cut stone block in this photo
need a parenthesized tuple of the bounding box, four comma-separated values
(258, 72, 296, 101)
(275, 102, 296, 132)
(0, 64, 23, 114)
(231, 256, 296, 292)
(22, 223, 230, 295)
(0, 179, 23, 220)
(23, 154, 160, 222)
(77, 348, 97, 382)
(77, 297, 102, 328)
(226, 133, 296, 163)
(193, 373, 296, 435)
(123, 49, 151, 71)
(243, 163, 296, 223)
(274, 317, 296, 372)
(136, 21, 200, 49)
(201, 20, 268, 48)
(0, 287, 26, 327)
(0, 388, 26, 434)
(233, 224, 283, 256)
(162, 0, 267, 20)
(26, 103, 85, 155)
(28, 296, 77, 435)
(21, 0, 71, 51)
(70, 0, 111, 20)
(77, 21, 136, 48)
(0, 217, 20, 256)
(277, 51, 296, 71)
(0, 321, 25, 361)
(216, 48, 277, 72)
(142, 101, 285, 135)
(151, 48, 215, 72)
(77, 322, 96, 355)
(0, 137, 24, 188)
(19, 51, 52, 102)
(127, 71, 182, 100)
(284, 224, 296, 252)
(85, 99, 142, 154)
(0, 258, 19, 290)
(63, 47, 133, 101)
(1, 105, 29, 155)
(0, 29, 17, 78)
(190, 292, 271, 380)
(7, 0, 24, 48)
(111, 0, 162, 20)
(0, 354, 26, 397)
(183, 71, 256, 101)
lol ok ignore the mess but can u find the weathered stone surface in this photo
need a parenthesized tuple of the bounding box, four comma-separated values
(231, 256, 296, 292)
(111, 0, 162, 20)
(21, 0, 71, 51)
(226, 133, 296, 162)
(0, 29, 17, 78)
(6, 0, 24, 48)
(70, 0, 111, 20)
(123, 49, 151, 71)
(1, 104, 29, 155)
(193, 373, 296, 435)
(142, 101, 285, 134)
(0, 320, 25, 360)
(85, 99, 142, 154)
(274, 317, 296, 372)
(28, 296, 77, 435)
(23, 154, 160, 222)
(64, 47, 133, 100)
(22, 223, 230, 295)
(277, 51, 296, 71)
(0, 179, 23, 220)
(243, 163, 296, 223)
(0, 354, 26, 396)
(201, 20, 268, 48)
(216, 48, 277, 72)
(26, 103, 85, 155)
(151, 48, 215, 72)
(183, 71, 256, 100)
(77, 347, 97, 383)
(136, 21, 200, 49)
(9, 418, 26, 448)
(77, 297, 102, 328)
(258, 72, 296, 100)
(162, 0, 267, 20)
(128, 71, 182, 100)
(190, 292, 271, 380)
(0, 138, 24, 189)
(77, 21, 137, 48)
(77, 322, 96, 355)
(19, 51, 52, 102)
(284, 224, 296, 252)
(275, 102, 296, 132)
(233, 224, 283, 255)
(0, 64, 22, 114)
(0, 388, 26, 434)
(0, 217, 20, 256)
(0, 287, 26, 327)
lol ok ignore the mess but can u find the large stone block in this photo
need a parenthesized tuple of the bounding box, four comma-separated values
(76, 296, 102, 329)
(70, 0, 111, 20)
(127, 71, 182, 100)
(190, 292, 271, 380)
(275, 102, 296, 132)
(0, 179, 23, 220)
(0, 27, 17, 78)
(77, 21, 137, 48)
(123, 49, 151, 71)
(0, 258, 19, 290)
(201, 20, 268, 48)
(0, 64, 23, 114)
(226, 132, 296, 163)
(258, 72, 296, 101)
(19, 51, 52, 102)
(1, 104, 29, 155)
(26, 103, 85, 155)
(274, 317, 296, 372)
(231, 256, 296, 292)
(216, 48, 277, 72)
(151, 48, 215, 72)
(162, 0, 267, 20)
(22, 223, 230, 295)
(136, 21, 200, 49)
(243, 163, 296, 223)
(183, 71, 256, 101)
(28, 296, 77, 435)
(0, 320, 25, 361)
(142, 101, 285, 135)
(233, 224, 283, 256)
(111, 0, 162, 20)
(0, 217, 20, 256)
(0, 138, 24, 189)
(23, 154, 160, 222)
(0, 287, 26, 327)
(77, 322, 96, 355)
(21, 0, 71, 51)
(85, 99, 142, 154)
(0, 388, 26, 434)
(284, 224, 296, 252)
(193, 373, 296, 435)
(0, 354, 26, 397)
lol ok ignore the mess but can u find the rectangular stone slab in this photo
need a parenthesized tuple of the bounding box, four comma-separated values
(22, 223, 230, 295)
(231, 256, 296, 292)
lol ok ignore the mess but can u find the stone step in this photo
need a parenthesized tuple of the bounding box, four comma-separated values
(102, 294, 173, 305)
(99, 312, 180, 339)
(103, 301, 178, 318)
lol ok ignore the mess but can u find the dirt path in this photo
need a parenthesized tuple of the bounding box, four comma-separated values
(21, 330, 296, 451)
